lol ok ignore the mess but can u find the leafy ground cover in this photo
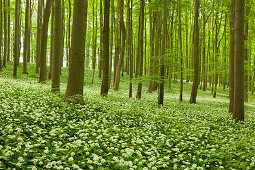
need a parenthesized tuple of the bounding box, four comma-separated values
(0, 63, 255, 169)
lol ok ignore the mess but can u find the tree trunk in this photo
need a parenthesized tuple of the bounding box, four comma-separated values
(109, 0, 114, 88)
(233, 0, 244, 122)
(23, 0, 30, 74)
(92, 0, 97, 84)
(148, 0, 155, 93)
(190, 0, 200, 104)
(229, 0, 235, 113)
(39, 0, 53, 84)
(113, 0, 126, 91)
(98, 0, 103, 78)
(100, 0, 110, 96)
(178, 0, 183, 102)
(0, 0, 2, 72)
(52, 0, 62, 93)
(128, 0, 133, 98)
(13, 0, 20, 77)
(136, 0, 144, 99)
(158, 0, 167, 105)
(244, 0, 249, 103)
(36, 0, 43, 74)
(7, 0, 10, 62)
(64, 0, 88, 104)
(49, 1, 55, 80)
(3, 0, 7, 67)
(202, 12, 206, 91)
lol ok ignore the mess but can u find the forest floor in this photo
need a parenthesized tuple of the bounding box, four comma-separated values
(0, 62, 255, 169)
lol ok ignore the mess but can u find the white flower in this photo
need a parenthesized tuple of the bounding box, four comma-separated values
(72, 164, 79, 169)
(18, 157, 24, 162)
(71, 152, 75, 156)
(93, 154, 100, 162)
(31, 166, 37, 170)
(68, 157, 74, 162)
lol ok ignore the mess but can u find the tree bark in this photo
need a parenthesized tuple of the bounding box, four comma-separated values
(136, 0, 144, 99)
(49, 1, 55, 80)
(23, 0, 30, 74)
(113, 0, 126, 91)
(92, 0, 97, 84)
(39, 0, 52, 84)
(64, 0, 88, 104)
(178, 0, 183, 102)
(233, 0, 244, 122)
(244, 0, 249, 103)
(3, 0, 7, 67)
(158, 0, 167, 105)
(229, 0, 235, 113)
(52, 0, 62, 93)
(13, 0, 20, 77)
(148, 0, 155, 93)
(36, 0, 43, 74)
(0, 0, 2, 72)
(190, 0, 200, 104)
(100, 0, 110, 96)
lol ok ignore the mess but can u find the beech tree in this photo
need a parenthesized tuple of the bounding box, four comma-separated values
(233, 0, 244, 122)
(64, 0, 88, 104)
(39, 0, 52, 83)
(136, 0, 144, 99)
(13, 0, 20, 77)
(0, 0, 2, 72)
(100, 0, 110, 96)
(190, 0, 200, 104)
(52, 0, 62, 93)
(23, 0, 30, 74)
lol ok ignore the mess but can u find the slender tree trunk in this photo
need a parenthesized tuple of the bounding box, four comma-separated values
(136, 0, 144, 99)
(229, 0, 235, 113)
(128, 0, 133, 98)
(7, 0, 10, 62)
(92, 0, 97, 84)
(202, 12, 206, 91)
(152, 12, 161, 91)
(52, 0, 62, 93)
(190, 0, 200, 104)
(185, 13, 189, 83)
(148, 0, 155, 93)
(39, 0, 53, 84)
(23, 0, 30, 74)
(64, 0, 88, 104)
(36, 0, 43, 74)
(3, 0, 7, 67)
(244, 0, 249, 102)
(13, 0, 20, 77)
(168, 9, 174, 88)
(178, 0, 183, 102)
(66, 0, 71, 67)
(233, 0, 244, 122)
(0, 0, 2, 72)
(27, 0, 32, 63)
(109, 0, 114, 88)
(113, 0, 126, 91)
(158, 0, 167, 105)
(98, 0, 103, 78)
(101, 0, 110, 96)
(49, 1, 55, 79)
